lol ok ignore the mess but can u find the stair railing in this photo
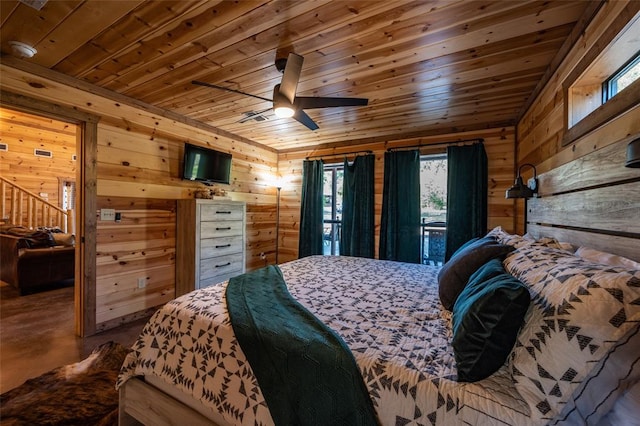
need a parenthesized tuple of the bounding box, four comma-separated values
(0, 176, 74, 233)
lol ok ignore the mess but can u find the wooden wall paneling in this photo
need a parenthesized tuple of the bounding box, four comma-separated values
(2, 60, 277, 330)
(515, 1, 640, 234)
(527, 223, 639, 262)
(528, 182, 640, 234)
(96, 196, 176, 325)
(537, 137, 640, 194)
(0, 89, 99, 337)
(0, 107, 77, 215)
(0, 57, 276, 155)
(525, 137, 640, 262)
(516, 0, 635, 166)
(276, 127, 515, 262)
(246, 204, 277, 269)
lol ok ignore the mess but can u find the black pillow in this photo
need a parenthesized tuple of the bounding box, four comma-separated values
(452, 259, 530, 382)
(437, 236, 514, 310)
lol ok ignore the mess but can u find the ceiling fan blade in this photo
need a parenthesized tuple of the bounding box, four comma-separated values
(279, 53, 304, 104)
(292, 109, 319, 131)
(295, 96, 368, 109)
(192, 80, 272, 103)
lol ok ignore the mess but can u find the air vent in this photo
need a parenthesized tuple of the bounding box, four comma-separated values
(18, 0, 47, 11)
(0, 143, 7, 151)
(34, 149, 53, 158)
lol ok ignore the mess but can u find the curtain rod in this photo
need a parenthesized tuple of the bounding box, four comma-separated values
(305, 150, 373, 161)
(386, 138, 484, 152)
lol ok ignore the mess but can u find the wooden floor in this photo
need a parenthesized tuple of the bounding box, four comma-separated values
(0, 281, 148, 393)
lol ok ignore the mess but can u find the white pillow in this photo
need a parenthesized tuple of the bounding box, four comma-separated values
(575, 246, 640, 270)
(503, 244, 640, 422)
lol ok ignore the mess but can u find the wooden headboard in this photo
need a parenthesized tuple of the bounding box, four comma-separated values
(527, 136, 640, 262)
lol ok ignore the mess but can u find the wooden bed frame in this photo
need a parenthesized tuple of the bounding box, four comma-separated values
(118, 136, 639, 425)
(119, 377, 220, 426)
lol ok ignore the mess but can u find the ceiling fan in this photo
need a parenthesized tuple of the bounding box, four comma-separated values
(192, 53, 368, 130)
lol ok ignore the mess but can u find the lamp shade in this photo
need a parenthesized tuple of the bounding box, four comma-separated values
(626, 138, 640, 168)
(505, 176, 534, 199)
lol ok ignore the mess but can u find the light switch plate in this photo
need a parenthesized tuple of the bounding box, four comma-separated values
(101, 208, 116, 221)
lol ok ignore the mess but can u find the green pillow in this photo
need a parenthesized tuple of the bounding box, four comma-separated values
(438, 236, 514, 310)
(452, 259, 530, 382)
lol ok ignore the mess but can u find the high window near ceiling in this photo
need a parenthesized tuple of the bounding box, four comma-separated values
(564, 11, 640, 145)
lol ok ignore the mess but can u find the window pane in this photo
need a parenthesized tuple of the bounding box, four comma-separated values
(323, 164, 343, 256)
(615, 58, 640, 93)
(323, 170, 333, 221)
(335, 169, 343, 221)
(420, 155, 447, 222)
(420, 154, 447, 266)
(605, 53, 640, 101)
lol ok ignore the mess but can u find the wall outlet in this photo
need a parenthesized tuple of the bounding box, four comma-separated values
(137, 277, 146, 289)
(101, 208, 116, 221)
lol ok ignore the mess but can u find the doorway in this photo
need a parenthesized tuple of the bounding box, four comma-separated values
(0, 90, 99, 337)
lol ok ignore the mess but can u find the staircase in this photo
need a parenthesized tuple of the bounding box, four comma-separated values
(0, 176, 74, 233)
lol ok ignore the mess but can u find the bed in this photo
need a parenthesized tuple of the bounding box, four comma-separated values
(117, 137, 639, 425)
(117, 242, 640, 425)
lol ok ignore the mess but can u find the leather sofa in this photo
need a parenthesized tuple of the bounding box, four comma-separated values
(0, 227, 75, 295)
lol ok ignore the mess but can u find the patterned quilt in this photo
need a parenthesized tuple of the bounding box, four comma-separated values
(118, 255, 534, 425)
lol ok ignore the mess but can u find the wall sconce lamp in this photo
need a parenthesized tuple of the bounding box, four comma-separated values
(506, 163, 538, 233)
(506, 163, 538, 199)
(626, 137, 640, 168)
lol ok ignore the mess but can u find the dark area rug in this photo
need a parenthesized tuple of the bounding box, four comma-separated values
(0, 341, 129, 426)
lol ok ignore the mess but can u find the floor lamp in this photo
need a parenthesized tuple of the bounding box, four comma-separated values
(275, 186, 281, 264)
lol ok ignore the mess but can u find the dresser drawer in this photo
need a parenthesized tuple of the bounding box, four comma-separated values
(200, 220, 243, 238)
(200, 203, 244, 221)
(200, 235, 243, 258)
(199, 269, 244, 289)
(199, 253, 244, 282)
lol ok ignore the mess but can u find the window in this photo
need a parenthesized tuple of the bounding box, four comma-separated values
(58, 178, 76, 211)
(602, 53, 640, 102)
(564, 11, 640, 145)
(323, 164, 343, 255)
(420, 154, 447, 265)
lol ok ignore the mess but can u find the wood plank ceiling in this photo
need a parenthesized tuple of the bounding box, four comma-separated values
(0, 0, 591, 152)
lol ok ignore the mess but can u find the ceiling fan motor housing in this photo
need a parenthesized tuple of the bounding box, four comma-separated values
(275, 57, 288, 73)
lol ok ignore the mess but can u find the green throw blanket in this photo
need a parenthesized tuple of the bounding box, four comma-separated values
(226, 265, 378, 426)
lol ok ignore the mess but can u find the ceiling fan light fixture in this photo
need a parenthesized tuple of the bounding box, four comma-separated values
(274, 105, 295, 118)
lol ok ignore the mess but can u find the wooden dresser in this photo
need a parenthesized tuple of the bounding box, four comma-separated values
(176, 198, 246, 296)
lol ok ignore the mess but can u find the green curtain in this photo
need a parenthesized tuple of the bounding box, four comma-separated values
(445, 142, 488, 260)
(340, 154, 375, 258)
(298, 160, 324, 258)
(379, 150, 421, 263)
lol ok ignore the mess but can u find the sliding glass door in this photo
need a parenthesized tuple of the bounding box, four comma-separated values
(323, 164, 343, 255)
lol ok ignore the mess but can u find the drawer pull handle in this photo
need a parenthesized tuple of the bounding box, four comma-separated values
(216, 227, 231, 231)
(215, 244, 231, 248)
(216, 211, 232, 214)
(215, 262, 231, 268)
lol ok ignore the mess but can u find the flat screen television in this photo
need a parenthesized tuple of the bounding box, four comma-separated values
(182, 143, 232, 185)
